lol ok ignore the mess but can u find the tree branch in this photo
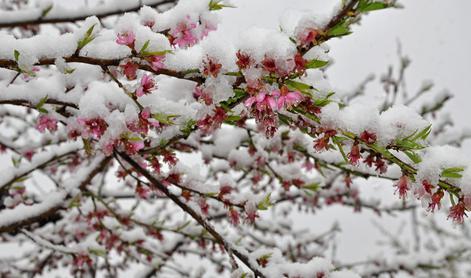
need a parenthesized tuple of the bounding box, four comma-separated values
(0, 0, 178, 29)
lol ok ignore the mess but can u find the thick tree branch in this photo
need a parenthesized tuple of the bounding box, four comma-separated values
(0, 156, 110, 234)
(0, 0, 178, 29)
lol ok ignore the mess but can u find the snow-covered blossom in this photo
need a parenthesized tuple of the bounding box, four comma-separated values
(272, 86, 303, 110)
(395, 175, 410, 199)
(136, 74, 155, 97)
(116, 31, 136, 48)
(448, 201, 467, 224)
(169, 16, 198, 48)
(121, 60, 139, 80)
(36, 115, 58, 133)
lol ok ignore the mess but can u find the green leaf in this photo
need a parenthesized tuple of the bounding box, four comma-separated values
(314, 92, 335, 107)
(285, 80, 313, 96)
(77, 24, 96, 50)
(64, 67, 76, 74)
(153, 113, 179, 125)
(127, 136, 143, 142)
(68, 195, 81, 208)
(13, 176, 29, 183)
(224, 115, 242, 125)
(303, 183, 320, 192)
(441, 167, 465, 179)
(35, 95, 49, 113)
(41, 4, 53, 17)
(327, 20, 351, 37)
(358, 0, 389, 12)
(181, 119, 196, 136)
(221, 88, 247, 110)
(14, 50, 20, 62)
(88, 248, 107, 257)
(412, 125, 432, 141)
(305, 59, 329, 69)
(11, 156, 22, 168)
(140, 49, 173, 57)
(82, 138, 93, 156)
(334, 140, 349, 163)
(404, 150, 422, 164)
(208, 0, 236, 11)
(257, 193, 272, 210)
(139, 40, 151, 54)
(224, 71, 243, 77)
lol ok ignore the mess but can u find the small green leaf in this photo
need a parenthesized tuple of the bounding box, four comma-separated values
(14, 50, 20, 62)
(208, 0, 236, 11)
(141, 49, 173, 57)
(305, 59, 329, 69)
(257, 193, 272, 210)
(327, 20, 351, 37)
(153, 113, 179, 125)
(181, 119, 196, 136)
(41, 4, 53, 17)
(224, 115, 241, 125)
(224, 71, 243, 77)
(64, 67, 76, 74)
(303, 183, 320, 192)
(313, 93, 334, 107)
(285, 80, 313, 96)
(358, 0, 389, 12)
(404, 150, 422, 164)
(36, 95, 48, 109)
(83, 138, 93, 156)
(13, 176, 29, 183)
(77, 24, 96, 50)
(11, 156, 22, 168)
(88, 248, 107, 257)
(441, 167, 465, 179)
(140, 40, 151, 54)
(68, 195, 81, 208)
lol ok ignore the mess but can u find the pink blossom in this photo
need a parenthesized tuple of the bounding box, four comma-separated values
(197, 107, 227, 134)
(141, 107, 151, 120)
(201, 21, 217, 37)
(135, 185, 151, 199)
(124, 140, 144, 155)
(448, 201, 467, 224)
(121, 60, 139, 80)
(236, 51, 253, 69)
(36, 115, 58, 133)
(394, 175, 410, 199)
(203, 57, 222, 77)
(148, 55, 165, 71)
(244, 92, 277, 111)
(23, 150, 35, 161)
(229, 208, 240, 226)
(77, 117, 108, 139)
(136, 74, 155, 97)
(428, 190, 444, 212)
(348, 142, 361, 165)
(272, 86, 303, 110)
(116, 31, 135, 48)
(297, 27, 319, 46)
(103, 140, 117, 156)
(193, 85, 212, 105)
(169, 17, 198, 48)
(360, 130, 377, 144)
